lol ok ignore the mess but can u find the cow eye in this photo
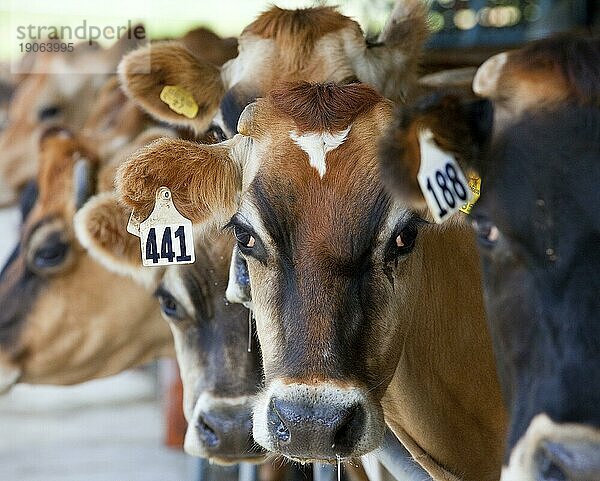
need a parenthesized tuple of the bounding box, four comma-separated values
(157, 291, 182, 320)
(472, 217, 500, 248)
(32, 240, 69, 270)
(386, 222, 418, 262)
(234, 225, 256, 249)
(38, 105, 61, 121)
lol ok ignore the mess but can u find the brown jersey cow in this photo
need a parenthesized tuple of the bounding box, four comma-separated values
(115, 82, 507, 481)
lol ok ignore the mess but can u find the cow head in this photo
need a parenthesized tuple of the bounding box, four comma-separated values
(74, 192, 264, 463)
(0, 31, 145, 207)
(0, 127, 173, 391)
(379, 35, 600, 481)
(115, 82, 468, 462)
(118, 2, 428, 138)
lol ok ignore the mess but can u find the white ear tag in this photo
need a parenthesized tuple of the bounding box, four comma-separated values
(417, 129, 473, 223)
(127, 210, 142, 237)
(138, 187, 195, 267)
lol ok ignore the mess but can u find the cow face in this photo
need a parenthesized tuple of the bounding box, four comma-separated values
(379, 35, 600, 481)
(0, 34, 143, 207)
(118, 4, 428, 138)
(116, 82, 453, 462)
(75, 194, 265, 463)
(0, 129, 172, 391)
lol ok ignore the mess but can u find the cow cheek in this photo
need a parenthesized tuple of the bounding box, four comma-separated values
(365, 253, 424, 396)
(244, 262, 283, 380)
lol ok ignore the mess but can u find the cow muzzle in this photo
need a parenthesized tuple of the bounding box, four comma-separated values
(502, 414, 600, 481)
(184, 393, 264, 464)
(253, 379, 385, 461)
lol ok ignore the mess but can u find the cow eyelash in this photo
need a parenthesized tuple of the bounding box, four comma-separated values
(384, 217, 424, 262)
(224, 216, 259, 252)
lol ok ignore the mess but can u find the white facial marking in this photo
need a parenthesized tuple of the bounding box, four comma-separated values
(290, 126, 351, 179)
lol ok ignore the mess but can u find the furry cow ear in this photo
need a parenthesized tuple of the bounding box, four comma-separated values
(378, 108, 427, 210)
(74, 192, 161, 287)
(379, 94, 491, 210)
(356, 0, 428, 100)
(116, 137, 241, 229)
(118, 41, 225, 134)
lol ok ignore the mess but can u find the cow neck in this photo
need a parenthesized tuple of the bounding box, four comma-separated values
(382, 222, 508, 481)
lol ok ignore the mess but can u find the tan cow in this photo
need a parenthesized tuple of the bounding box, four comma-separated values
(0, 25, 238, 208)
(0, 126, 173, 391)
(115, 82, 507, 481)
(0, 34, 144, 207)
(117, 2, 428, 138)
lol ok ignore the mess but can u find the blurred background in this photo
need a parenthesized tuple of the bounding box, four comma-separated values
(0, 1, 597, 480)
(1, 0, 598, 62)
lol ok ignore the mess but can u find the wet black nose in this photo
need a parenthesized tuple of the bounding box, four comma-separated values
(195, 408, 254, 455)
(536, 440, 600, 481)
(268, 397, 365, 458)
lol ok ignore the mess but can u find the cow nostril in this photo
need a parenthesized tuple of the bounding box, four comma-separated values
(537, 444, 568, 481)
(276, 421, 291, 443)
(333, 405, 362, 450)
(269, 400, 291, 444)
(196, 415, 220, 448)
(539, 459, 567, 481)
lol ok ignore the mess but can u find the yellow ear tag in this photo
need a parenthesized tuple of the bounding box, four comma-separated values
(459, 174, 481, 215)
(160, 85, 199, 119)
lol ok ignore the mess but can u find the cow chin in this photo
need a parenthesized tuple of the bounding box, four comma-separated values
(253, 379, 385, 462)
(502, 413, 600, 481)
(0, 363, 21, 393)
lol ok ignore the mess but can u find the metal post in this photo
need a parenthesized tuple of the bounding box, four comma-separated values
(314, 462, 337, 481)
(238, 463, 259, 481)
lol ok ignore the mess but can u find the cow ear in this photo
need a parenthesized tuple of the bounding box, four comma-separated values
(219, 82, 260, 136)
(418, 67, 478, 93)
(74, 192, 160, 287)
(357, 0, 428, 99)
(472, 52, 508, 98)
(379, 94, 491, 209)
(116, 137, 241, 229)
(118, 41, 225, 134)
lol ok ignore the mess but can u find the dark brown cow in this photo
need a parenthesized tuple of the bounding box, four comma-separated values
(115, 82, 507, 481)
(379, 35, 600, 481)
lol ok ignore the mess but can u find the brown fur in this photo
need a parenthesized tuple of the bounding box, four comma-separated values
(118, 41, 225, 134)
(181, 27, 238, 66)
(116, 138, 241, 223)
(0, 130, 173, 385)
(245, 6, 358, 73)
(268, 82, 384, 133)
(505, 34, 600, 106)
(0, 35, 142, 206)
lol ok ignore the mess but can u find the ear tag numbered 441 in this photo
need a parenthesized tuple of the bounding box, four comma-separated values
(417, 129, 473, 223)
(133, 187, 195, 267)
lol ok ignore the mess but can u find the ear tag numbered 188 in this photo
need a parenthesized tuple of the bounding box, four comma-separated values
(137, 187, 195, 267)
(417, 129, 473, 223)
